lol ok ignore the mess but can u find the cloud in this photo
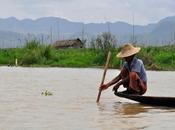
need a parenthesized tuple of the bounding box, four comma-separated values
(0, 0, 175, 25)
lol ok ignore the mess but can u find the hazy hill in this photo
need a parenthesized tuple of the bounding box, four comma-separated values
(0, 16, 175, 48)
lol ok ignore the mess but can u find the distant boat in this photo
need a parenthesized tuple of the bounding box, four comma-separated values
(115, 92, 175, 107)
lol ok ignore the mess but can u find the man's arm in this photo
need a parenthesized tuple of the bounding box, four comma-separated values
(100, 74, 121, 90)
(112, 76, 129, 91)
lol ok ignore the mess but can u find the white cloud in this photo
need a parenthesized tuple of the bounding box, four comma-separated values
(0, 0, 175, 25)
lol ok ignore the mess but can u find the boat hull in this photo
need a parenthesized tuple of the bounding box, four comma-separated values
(115, 92, 175, 107)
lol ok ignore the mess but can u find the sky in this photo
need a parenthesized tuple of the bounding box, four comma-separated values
(0, 0, 175, 25)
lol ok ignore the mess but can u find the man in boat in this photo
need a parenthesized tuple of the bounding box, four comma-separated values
(100, 43, 147, 95)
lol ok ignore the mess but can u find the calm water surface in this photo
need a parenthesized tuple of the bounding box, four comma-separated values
(0, 67, 175, 130)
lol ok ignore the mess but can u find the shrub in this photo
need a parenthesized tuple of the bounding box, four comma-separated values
(21, 40, 53, 65)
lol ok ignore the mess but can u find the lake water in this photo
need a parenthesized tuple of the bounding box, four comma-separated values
(0, 67, 175, 130)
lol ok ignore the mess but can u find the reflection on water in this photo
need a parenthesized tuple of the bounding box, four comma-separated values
(97, 101, 175, 130)
(113, 102, 148, 116)
(0, 67, 175, 130)
(97, 100, 175, 130)
(97, 102, 150, 130)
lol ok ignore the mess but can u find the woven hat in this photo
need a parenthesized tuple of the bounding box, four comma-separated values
(117, 43, 141, 58)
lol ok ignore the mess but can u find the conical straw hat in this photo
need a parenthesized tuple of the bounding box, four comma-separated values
(117, 43, 141, 58)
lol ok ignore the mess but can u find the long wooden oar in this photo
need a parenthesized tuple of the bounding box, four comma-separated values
(96, 51, 111, 103)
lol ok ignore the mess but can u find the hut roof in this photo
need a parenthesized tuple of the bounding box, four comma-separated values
(53, 38, 83, 48)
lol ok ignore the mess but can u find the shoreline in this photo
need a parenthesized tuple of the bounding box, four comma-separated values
(1, 43, 175, 71)
(1, 65, 175, 71)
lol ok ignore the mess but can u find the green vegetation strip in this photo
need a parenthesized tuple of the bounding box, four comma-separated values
(0, 41, 175, 70)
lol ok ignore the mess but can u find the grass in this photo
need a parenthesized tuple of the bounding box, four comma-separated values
(138, 45, 175, 70)
(0, 41, 175, 70)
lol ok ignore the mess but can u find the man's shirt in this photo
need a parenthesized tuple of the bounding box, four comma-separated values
(123, 57, 147, 83)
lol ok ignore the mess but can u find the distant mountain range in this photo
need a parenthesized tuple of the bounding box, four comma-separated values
(0, 16, 175, 48)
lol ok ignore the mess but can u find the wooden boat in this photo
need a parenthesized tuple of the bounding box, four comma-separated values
(115, 92, 175, 107)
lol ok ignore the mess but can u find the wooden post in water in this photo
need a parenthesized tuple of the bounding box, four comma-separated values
(96, 51, 111, 103)
(15, 58, 18, 66)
